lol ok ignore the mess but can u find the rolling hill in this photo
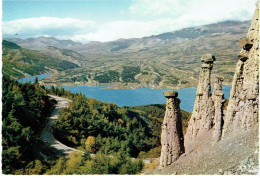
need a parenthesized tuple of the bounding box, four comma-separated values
(4, 20, 250, 88)
(2, 40, 80, 78)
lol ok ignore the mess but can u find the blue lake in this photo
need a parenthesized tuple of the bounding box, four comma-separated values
(63, 85, 231, 112)
(18, 74, 231, 112)
(17, 73, 53, 83)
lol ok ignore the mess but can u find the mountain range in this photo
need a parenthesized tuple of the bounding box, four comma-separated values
(4, 20, 250, 89)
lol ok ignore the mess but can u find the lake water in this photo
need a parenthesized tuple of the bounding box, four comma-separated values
(17, 73, 53, 83)
(18, 74, 231, 112)
(63, 85, 231, 112)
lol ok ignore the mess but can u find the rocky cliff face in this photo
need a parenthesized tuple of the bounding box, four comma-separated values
(160, 91, 184, 167)
(223, 2, 259, 136)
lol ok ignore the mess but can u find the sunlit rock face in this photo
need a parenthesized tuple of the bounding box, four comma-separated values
(160, 91, 184, 167)
(212, 76, 225, 142)
(185, 54, 215, 142)
(223, 2, 259, 136)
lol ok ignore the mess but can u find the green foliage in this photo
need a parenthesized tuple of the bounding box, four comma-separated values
(129, 104, 191, 150)
(85, 136, 96, 153)
(53, 95, 155, 158)
(48, 85, 73, 99)
(181, 80, 188, 84)
(2, 40, 21, 49)
(46, 151, 143, 175)
(94, 70, 120, 83)
(51, 88, 191, 161)
(121, 66, 140, 83)
(138, 146, 162, 159)
(2, 75, 191, 174)
(71, 75, 88, 82)
(2, 41, 79, 78)
(2, 76, 55, 174)
(165, 75, 179, 85)
(141, 71, 149, 75)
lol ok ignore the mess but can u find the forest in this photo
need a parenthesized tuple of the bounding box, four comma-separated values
(93, 70, 120, 83)
(48, 86, 191, 160)
(2, 76, 56, 174)
(2, 77, 191, 174)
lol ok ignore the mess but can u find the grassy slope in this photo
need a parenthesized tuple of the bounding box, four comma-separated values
(2, 40, 79, 79)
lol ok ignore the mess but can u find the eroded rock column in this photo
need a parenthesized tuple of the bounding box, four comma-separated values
(212, 77, 225, 142)
(160, 91, 184, 167)
(223, 2, 259, 136)
(185, 54, 215, 142)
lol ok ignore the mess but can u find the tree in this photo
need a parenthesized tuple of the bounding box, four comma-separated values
(34, 77, 39, 85)
(85, 136, 96, 153)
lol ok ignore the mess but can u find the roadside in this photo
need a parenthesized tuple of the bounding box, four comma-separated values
(40, 94, 83, 156)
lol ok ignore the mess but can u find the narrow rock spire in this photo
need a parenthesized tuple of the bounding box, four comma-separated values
(160, 90, 184, 167)
(185, 54, 215, 142)
(212, 77, 225, 142)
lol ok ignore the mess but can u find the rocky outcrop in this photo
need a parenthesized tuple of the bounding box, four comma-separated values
(223, 2, 259, 136)
(160, 91, 184, 167)
(185, 54, 215, 141)
(212, 77, 225, 142)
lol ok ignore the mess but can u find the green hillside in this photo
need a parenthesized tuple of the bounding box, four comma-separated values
(2, 40, 79, 79)
(2, 76, 56, 174)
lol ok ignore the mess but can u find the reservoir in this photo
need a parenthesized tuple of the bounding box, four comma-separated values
(18, 74, 231, 112)
(17, 73, 53, 83)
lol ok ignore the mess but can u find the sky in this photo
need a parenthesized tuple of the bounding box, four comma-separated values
(2, 0, 257, 43)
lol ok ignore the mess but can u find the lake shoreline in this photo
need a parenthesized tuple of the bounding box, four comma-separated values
(21, 72, 231, 90)
(19, 73, 232, 113)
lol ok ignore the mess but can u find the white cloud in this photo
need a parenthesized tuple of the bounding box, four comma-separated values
(2, 0, 257, 42)
(3, 17, 97, 39)
(129, 0, 256, 20)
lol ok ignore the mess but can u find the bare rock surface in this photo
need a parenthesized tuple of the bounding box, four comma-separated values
(212, 77, 225, 142)
(223, 2, 259, 136)
(185, 54, 215, 142)
(160, 91, 184, 167)
(150, 2, 259, 175)
(143, 125, 258, 175)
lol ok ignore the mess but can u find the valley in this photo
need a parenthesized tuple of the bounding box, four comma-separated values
(4, 20, 250, 89)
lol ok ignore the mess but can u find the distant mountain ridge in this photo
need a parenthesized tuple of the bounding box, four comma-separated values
(3, 20, 251, 88)
(5, 20, 250, 52)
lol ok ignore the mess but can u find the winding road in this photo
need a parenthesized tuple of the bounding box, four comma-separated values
(40, 94, 156, 163)
(40, 94, 83, 156)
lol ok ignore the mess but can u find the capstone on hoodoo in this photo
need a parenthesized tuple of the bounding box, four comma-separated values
(160, 91, 185, 167)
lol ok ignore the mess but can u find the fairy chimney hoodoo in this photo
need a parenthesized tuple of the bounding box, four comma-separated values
(185, 54, 215, 142)
(160, 90, 184, 167)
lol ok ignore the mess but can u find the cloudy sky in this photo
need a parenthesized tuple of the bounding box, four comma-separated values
(2, 0, 257, 43)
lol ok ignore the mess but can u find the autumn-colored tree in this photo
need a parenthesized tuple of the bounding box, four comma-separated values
(85, 136, 96, 153)
(65, 152, 83, 174)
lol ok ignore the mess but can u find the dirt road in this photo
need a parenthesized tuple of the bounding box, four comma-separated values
(40, 94, 83, 155)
